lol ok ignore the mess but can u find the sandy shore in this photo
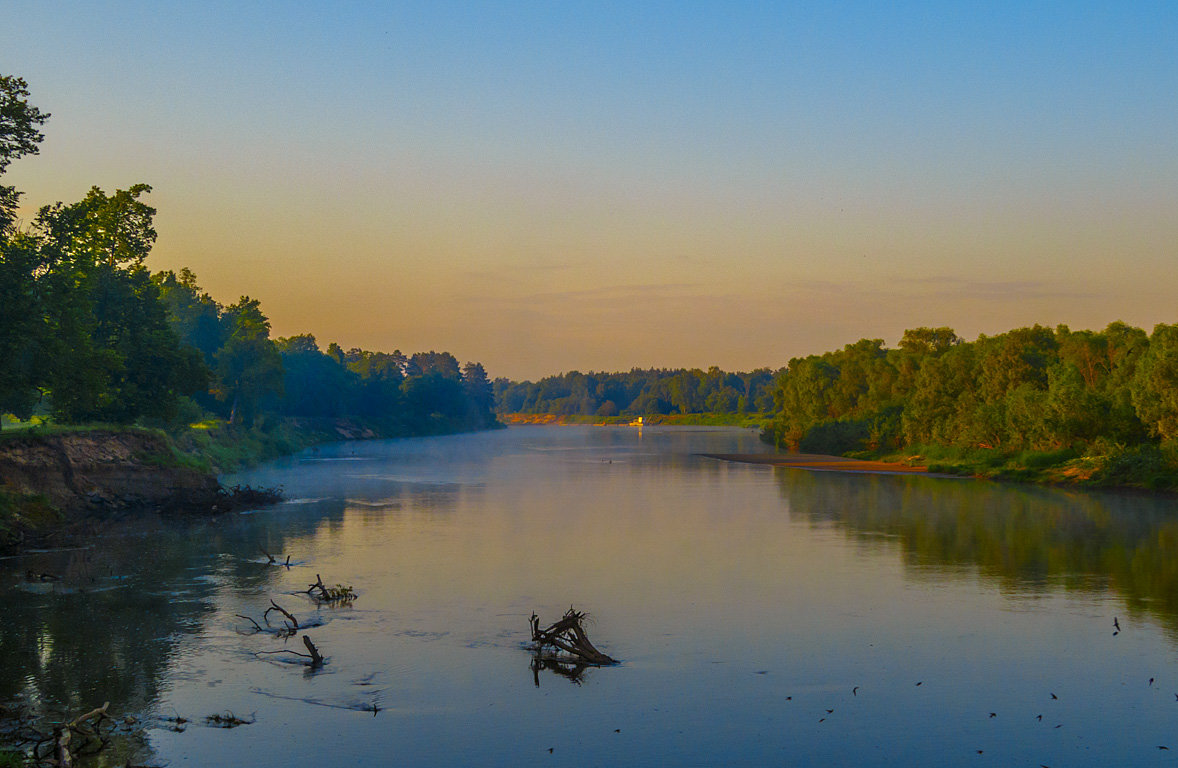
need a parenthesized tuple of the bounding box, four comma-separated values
(698, 452, 930, 475)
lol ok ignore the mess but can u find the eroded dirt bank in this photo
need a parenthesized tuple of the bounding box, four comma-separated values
(0, 430, 224, 551)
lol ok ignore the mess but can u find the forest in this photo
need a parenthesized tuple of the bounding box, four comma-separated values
(493, 366, 779, 418)
(0, 75, 497, 438)
(761, 324, 1178, 486)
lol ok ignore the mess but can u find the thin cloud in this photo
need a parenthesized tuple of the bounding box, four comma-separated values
(892, 276, 1096, 300)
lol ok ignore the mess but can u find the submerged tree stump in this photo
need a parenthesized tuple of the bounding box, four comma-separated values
(530, 608, 616, 665)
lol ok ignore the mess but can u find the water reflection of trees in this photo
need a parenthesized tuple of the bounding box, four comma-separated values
(776, 470, 1178, 629)
(0, 499, 350, 764)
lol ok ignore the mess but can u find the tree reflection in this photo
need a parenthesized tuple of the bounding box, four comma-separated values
(0, 498, 348, 764)
(776, 470, 1178, 633)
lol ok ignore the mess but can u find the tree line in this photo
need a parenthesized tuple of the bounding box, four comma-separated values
(494, 367, 779, 417)
(762, 323, 1178, 458)
(0, 75, 496, 434)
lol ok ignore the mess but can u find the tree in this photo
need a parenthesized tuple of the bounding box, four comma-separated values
(153, 268, 225, 365)
(461, 361, 495, 427)
(273, 335, 357, 418)
(35, 184, 156, 268)
(0, 233, 48, 417)
(0, 75, 50, 233)
(215, 297, 284, 425)
(1131, 324, 1178, 442)
(409, 351, 461, 379)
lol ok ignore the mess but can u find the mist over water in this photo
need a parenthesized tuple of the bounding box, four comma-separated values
(5, 426, 1178, 766)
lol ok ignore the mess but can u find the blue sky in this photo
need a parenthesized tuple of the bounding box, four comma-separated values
(4, 2, 1176, 378)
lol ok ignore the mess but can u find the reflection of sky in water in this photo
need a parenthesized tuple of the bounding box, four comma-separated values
(7, 426, 1178, 766)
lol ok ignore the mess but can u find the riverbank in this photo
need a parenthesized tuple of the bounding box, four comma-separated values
(699, 452, 935, 475)
(744, 438, 1178, 492)
(0, 417, 497, 554)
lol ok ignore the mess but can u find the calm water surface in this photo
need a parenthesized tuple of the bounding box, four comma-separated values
(5, 426, 1178, 766)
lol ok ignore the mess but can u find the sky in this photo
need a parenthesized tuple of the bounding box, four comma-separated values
(3, 1, 1177, 380)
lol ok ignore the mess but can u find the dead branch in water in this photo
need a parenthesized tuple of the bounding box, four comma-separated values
(204, 711, 255, 728)
(304, 574, 356, 603)
(529, 607, 616, 666)
(235, 613, 266, 633)
(303, 636, 324, 668)
(264, 600, 300, 629)
(258, 546, 293, 568)
(254, 636, 325, 669)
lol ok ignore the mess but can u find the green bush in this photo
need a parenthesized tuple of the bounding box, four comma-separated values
(1015, 446, 1079, 469)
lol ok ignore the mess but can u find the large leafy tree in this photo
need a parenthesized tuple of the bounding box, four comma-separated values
(30, 185, 205, 423)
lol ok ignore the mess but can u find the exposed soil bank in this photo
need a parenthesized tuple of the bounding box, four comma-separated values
(0, 430, 219, 511)
(0, 429, 223, 552)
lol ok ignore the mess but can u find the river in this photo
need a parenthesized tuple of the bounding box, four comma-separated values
(4, 425, 1178, 766)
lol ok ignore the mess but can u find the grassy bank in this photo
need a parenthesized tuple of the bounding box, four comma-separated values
(864, 441, 1178, 491)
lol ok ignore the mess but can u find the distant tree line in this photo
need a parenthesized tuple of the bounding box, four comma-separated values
(0, 74, 497, 434)
(763, 323, 1178, 456)
(494, 367, 779, 417)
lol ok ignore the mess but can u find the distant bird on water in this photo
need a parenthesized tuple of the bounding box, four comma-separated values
(1114, 616, 1121, 631)
(1050, 693, 1057, 700)
(1150, 677, 1155, 687)
(852, 687, 859, 696)
(989, 712, 996, 718)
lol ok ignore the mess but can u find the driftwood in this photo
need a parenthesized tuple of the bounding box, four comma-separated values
(530, 608, 616, 666)
(32, 701, 110, 767)
(222, 484, 283, 507)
